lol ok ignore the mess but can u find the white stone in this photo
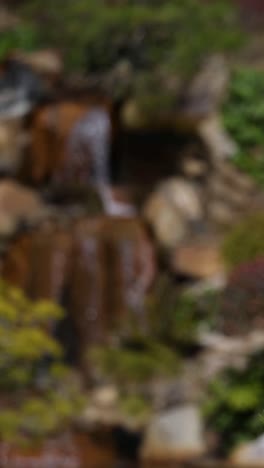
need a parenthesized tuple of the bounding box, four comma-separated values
(141, 405, 205, 461)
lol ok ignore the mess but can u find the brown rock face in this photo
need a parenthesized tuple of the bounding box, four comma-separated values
(1, 216, 156, 365)
(28, 100, 112, 187)
(0, 180, 50, 236)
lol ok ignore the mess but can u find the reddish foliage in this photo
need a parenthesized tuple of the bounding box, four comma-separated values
(219, 257, 264, 335)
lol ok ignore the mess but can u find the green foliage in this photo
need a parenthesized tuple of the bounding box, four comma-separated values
(147, 275, 216, 345)
(222, 214, 264, 268)
(223, 68, 264, 186)
(204, 350, 264, 455)
(119, 394, 151, 420)
(0, 24, 39, 60)
(13, 0, 241, 106)
(89, 339, 179, 385)
(0, 281, 84, 444)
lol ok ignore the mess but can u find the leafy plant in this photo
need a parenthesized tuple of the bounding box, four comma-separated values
(89, 339, 179, 385)
(217, 257, 264, 336)
(11, 0, 242, 107)
(204, 350, 264, 455)
(147, 275, 216, 346)
(0, 280, 84, 444)
(222, 68, 264, 186)
(222, 214, 264, 268)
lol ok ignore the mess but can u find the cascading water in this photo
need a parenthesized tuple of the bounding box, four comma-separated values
(67, 107, 136, 216)
(67, 108, 111, 186)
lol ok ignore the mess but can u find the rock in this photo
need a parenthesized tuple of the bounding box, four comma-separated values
(141, 405, 205, 462)
(0, 180, 50, 235)
(197, 112, 238, 160)
(214, 161, 256, 192)
(184, 273, 227, 297)
(230, 434, 264, 466)
(207, 176, 251, 208)
(182, 157, 208, 178)
(2, 216, 156, 368)
(92, 386, 119, 409)
(207, 200, 238, 226)
(120, 99, 150, 129)
(143, 192, 187, 249)
(159, 178, 203, 221)
(13, 50, 63, 80)
(0, 7, 19, 30)
(172, 241, 225, 279)
(0, 119, 28, 174)
(143, 176, 204, 250)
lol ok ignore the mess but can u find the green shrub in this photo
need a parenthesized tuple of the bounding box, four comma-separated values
(11, 0, 242, 108)
(0, 280, 84, 444)
(204, 350, 264, 455)
(147, 275, 216, 345)
(89, 339, 179, 385)
(223, 68, 264, 186)
(222, 214, 264, 268)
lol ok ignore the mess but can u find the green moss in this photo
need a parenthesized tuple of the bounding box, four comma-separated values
(222, 214, 264, 268)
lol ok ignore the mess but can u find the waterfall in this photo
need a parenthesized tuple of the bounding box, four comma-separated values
(67, 107, 136, 216)
(66, 107, 111, 185)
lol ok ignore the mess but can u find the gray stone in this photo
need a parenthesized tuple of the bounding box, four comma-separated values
(141, 405, 205, 462)
(231, 434, 264, 466)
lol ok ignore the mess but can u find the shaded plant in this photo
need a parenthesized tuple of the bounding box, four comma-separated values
(9, 0, 242, 110)
(223, 68, 264, 186)
(222, 214, 264, 268)
(204, 349, 264, 456)
(217, 257, 264, 336)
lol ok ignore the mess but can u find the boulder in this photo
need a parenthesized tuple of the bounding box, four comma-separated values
(207, 200, 239, 226)
(230, 434, 264, 466)
(159, 178, 203, 221)
(13, 50, 63, 80)
(0, 180, 50, 236)
(141, 405, 205, 462)
(143, 192, 187, 249)
(172, 241, 225, 279)
(207, 176, 251, 208)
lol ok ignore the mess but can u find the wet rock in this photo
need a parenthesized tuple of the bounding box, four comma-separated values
(0, 58, 48, 119)
(141, 405, 205, 462)
(69, 218, 108, 351)
(172, 241, 225, 279)
(0, 119, 28, 174)
(2, 216, 156, 365)
(230, 434, 264, 466)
